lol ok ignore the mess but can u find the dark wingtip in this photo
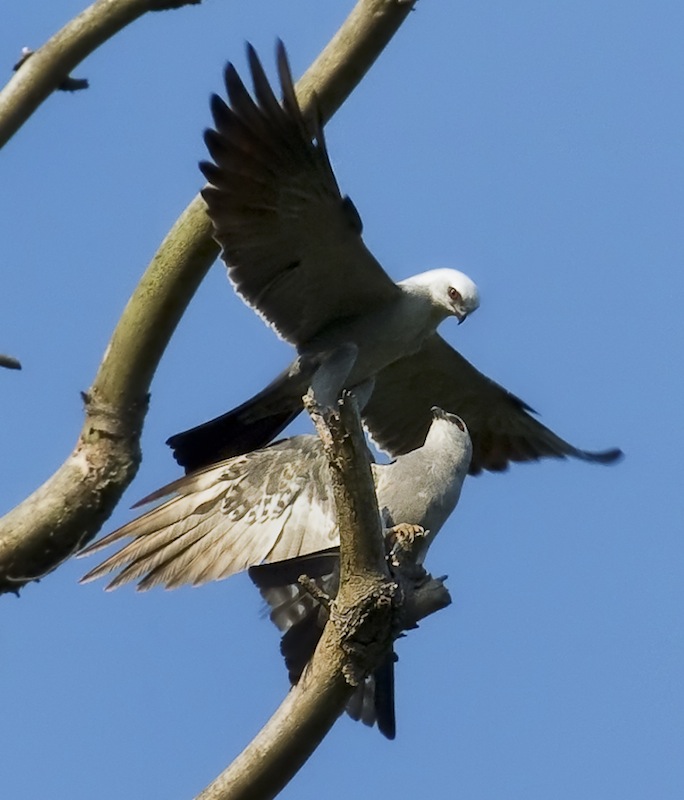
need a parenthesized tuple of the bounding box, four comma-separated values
(0, 355, 21, 370)
(223, 60, 240, 92)
(199, 159, 221, 186)
(245, 41, 258, 65)
(246, 41, 264, 88)
(577, 447, 624, 465)
(275, 38, 287, 66)
(275, 39, 295, 103)
(203, 126, 221, 152)
(209, 92, 229, 123)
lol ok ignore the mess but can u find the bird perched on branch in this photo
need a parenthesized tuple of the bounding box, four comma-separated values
(80, 408, 473, 738)
(249, 518, 451, 741)
(167, 41, 621, 476)
(80, 408, 471, 590)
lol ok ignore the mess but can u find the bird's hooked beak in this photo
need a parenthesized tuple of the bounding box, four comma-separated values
(453, 301, 476, 325)
(431, 406, 449, 421)
(449, 282, 479, 324)
(454, 301, 478, 324)
(431, 407, 468, 432)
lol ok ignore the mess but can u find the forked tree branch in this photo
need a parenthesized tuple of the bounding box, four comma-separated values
(0, 0, 418, 594)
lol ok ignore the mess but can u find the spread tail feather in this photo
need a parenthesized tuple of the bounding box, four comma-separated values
(167, 407, 300, 473)
(167, 369, 305, 472)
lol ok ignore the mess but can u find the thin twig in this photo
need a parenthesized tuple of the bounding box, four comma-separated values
(0, 0, 201, 149)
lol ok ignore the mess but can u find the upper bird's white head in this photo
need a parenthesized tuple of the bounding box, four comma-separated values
(400, 268, 480, 324)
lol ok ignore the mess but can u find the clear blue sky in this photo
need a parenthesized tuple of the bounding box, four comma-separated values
(2, 2, 682, 798)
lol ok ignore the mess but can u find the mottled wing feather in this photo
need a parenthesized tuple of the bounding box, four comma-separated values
(201, 41, 399, 346)
(364, 334, 622, 474)
(79, 437, 339, 590)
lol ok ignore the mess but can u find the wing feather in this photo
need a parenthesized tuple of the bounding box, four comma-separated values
(201, 42, 399, 346)
(79, 437, 340, 590)
(363, 334, 622, 474)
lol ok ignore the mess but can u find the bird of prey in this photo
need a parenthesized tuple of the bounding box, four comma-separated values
(167, 41, 621, 475)
(80, 407, 472, 591)
(80, 408, 472, 738)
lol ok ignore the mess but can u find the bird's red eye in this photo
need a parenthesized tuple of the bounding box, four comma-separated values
(448, 287, 462, 303)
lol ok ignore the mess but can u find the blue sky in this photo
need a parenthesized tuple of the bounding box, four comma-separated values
(1, 2, 682, 798)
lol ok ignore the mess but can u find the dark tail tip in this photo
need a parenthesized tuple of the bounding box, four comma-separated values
(167, 408, 301, 473)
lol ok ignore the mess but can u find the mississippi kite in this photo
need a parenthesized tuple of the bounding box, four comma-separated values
(166, 42, 621, 475)
(81, 408, 472, 738)
(80, 408, 472, 590)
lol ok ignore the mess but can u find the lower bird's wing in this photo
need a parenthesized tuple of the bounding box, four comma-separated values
(250, 553, 396, 739)
(363, 334, 622, 474)
(79, 436, 339, 590)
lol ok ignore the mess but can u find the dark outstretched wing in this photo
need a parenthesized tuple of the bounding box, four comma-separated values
(202, 41, 399, 346)
(363, 334, 623, 475)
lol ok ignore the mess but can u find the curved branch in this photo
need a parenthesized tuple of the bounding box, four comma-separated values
(294, 0, 417, 122)
(0, 0, 201, 150)
(0, 0, 419, 596)
(195, 396, 392, 800)
(0, 199, 216, 594)
(312, 392, 388, 586)
(195, 603, 356, 800)
(197, 394, 451, 800)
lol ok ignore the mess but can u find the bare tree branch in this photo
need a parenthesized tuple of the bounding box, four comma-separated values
(195, 393, 446, 800)
(294, 0, 417, 123)
(1, 0, 417, 149)
(0, 0, 201, 149)
(0, 0, 418, 596)
(195, 626, 355, 800)
(307, 392, 394, 686)
(13, 47, 89, 92)
(0, 200, 214, 594)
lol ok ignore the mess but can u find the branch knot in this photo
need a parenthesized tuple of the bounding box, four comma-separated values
(330, 579, 398, 686)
